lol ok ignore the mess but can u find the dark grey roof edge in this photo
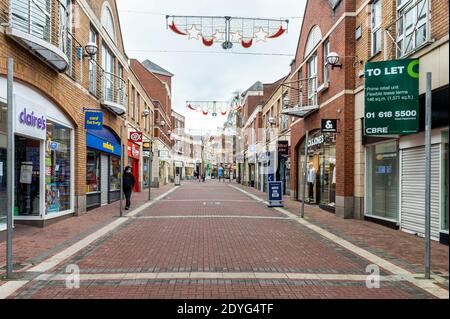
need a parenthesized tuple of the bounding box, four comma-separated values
(142, 60, 174, 77)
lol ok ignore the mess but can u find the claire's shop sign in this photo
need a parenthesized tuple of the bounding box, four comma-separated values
(15, 98, 47, 140)
(19, 108, 46, 130)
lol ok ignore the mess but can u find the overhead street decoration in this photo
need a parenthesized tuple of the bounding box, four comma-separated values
(364, 59, 419, 136)
(186, 100, 241, 117)
(166, 15, 289, 50)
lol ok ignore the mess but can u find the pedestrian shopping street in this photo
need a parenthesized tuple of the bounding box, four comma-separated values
(0, 181, 448, 299)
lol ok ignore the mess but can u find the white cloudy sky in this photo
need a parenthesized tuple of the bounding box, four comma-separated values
(116, 0, 306, 132)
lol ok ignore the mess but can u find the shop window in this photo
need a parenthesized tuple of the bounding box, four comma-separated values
(45, 121, 72, 214)
(110, 156, 121, 191)
(86, 149, 101, 193)
(366, 141, 399, 221)
(15, 137, 41, 217)
(298, 131, 336, 207)
(0, 103, 6, 226)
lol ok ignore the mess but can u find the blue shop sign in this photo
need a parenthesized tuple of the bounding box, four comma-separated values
(85, 111, 104, 130)
(86, 133, 120, 156)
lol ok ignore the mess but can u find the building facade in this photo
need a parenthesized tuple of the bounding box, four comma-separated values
(129, 59, 173, 187)
(287, 0, 357, 218)
(353, 0, 449, 243)
(0, 0, 132, 228)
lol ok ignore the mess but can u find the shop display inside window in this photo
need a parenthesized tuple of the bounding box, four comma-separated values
(110, 156, 121, 191)
(15, 137, 41, 216)
(86, 149, 101, 193)
(299, 131, 336, 208)
(45, 121, 72, 214)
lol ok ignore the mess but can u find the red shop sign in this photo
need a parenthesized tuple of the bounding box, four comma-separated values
(128, 141, 141, 159)
(129, 131, 143, 143)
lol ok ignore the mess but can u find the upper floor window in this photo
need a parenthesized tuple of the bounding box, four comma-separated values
(102, 4, 115, 42)
(323, 39, 330, 83)
(307, 55, 318, 106)
(371, 0, 382, 56)
(88, 27, 98, 95)
(304, 25, 322, 59)
(396, 0, 429, 57)
(11, 0, 51, 41)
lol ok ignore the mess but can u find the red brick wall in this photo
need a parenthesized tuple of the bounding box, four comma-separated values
(289, 0, 356, 199)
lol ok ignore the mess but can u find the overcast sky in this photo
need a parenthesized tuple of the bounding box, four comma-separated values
(116, 0, 306, 132)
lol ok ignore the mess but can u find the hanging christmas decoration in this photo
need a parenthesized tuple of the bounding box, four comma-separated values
(166, 15, 289, 50)
(186, 101, 236, 117)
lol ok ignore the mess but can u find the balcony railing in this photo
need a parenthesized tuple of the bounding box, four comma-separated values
(280, 76, 319, 118)
(384, 0, 431, 59)
(3, 0, 83, 75)
(88, 60, 127, 115)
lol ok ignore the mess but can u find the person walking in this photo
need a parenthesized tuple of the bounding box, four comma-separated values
(123, 166, 136, 210)
(218, 164, 224, 182)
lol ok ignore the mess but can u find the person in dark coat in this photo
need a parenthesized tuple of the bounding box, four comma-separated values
(123, 166, 136, 210)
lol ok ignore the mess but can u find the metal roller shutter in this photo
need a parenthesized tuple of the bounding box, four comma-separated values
(400, 145, 441, 241)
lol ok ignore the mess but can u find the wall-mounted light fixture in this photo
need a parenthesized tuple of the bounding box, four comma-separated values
(268, 117, 276, 126)
(84, 42, 98, 59)
(327, 52, 342, 69)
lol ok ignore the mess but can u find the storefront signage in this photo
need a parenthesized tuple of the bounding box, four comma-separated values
(321, 119, 338, 133)
(365, 59, 419, 136)
(130, 132, 143, 143)
(267, 181, 284, 208)
(308, 134, 325, 148)
(143, 142, 152, 151)
(128, 142, 141, 159)
(15, 96, 47, 140)
(86, 133, 120, 156)
(278, 141, 289, 158)
(85, 111, 103, 130)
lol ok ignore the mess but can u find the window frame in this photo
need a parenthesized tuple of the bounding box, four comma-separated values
(396, 0, 430, 58)
(371, 0, 382, 56)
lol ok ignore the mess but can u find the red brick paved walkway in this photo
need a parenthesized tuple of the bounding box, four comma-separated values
(232, 183, 449, 276)
(1, 181, 448, 299)
(0, 184, 174, 274)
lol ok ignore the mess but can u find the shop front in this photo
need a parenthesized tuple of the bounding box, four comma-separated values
(277, 141, 291, 196)
(364, 140, 399, 225)
(174, 161, 184, 180)
(128, 141, 141, 192)
(247, 152, 257, 188)
(297, 130, 337, 211)
(4, 90, 75, 226)
(86, 126, 121, 210)
(398, 129, 449, 243)
(143, 142, 152, 188)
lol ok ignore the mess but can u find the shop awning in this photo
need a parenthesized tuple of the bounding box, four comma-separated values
(86, 126, 121, 156)
(281, 105, 319, 118)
